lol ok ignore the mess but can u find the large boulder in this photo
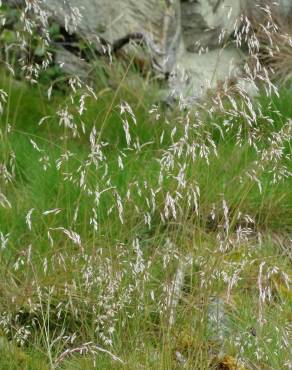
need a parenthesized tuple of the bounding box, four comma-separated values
(42, 0, 244, 69)
(42, 0, 245, 101)
(42, 0, 181, 72)
(5, 0, 291, 101)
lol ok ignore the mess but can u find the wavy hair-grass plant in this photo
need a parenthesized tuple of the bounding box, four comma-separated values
(0, 1, 291, 369)
(247, 1, 292, 85)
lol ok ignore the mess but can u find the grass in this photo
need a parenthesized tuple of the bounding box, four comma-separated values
(0, 62, 291, 370)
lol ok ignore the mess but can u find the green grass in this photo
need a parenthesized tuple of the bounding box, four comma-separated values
(0, 67, 291, 370)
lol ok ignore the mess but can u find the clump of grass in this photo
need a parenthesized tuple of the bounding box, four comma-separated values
(0, 2, 291, 369)
(247, 1, 292, 85)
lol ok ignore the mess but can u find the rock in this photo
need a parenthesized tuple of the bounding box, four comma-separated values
(42, 0, 169, 43)
(169, 47, 243, 103)
(167, 0, 245, 103)
(41, 0, 245, 102)
(42, 0, 181, 73)
(181, 0, 242, 52)
(272, 0, 291, 17)
(4, 0, 291, 101)
(54, 47, 89, 77)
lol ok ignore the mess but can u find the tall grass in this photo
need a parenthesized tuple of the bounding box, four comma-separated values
(0, 1, 291, 369)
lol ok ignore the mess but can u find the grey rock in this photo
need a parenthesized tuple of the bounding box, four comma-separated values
(170, 47, 244, 102)
(4, 0, 291, 101)
(41, 0, 245, 101)
(55, 47, 89, 77)
(181, 0, 242, 52)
